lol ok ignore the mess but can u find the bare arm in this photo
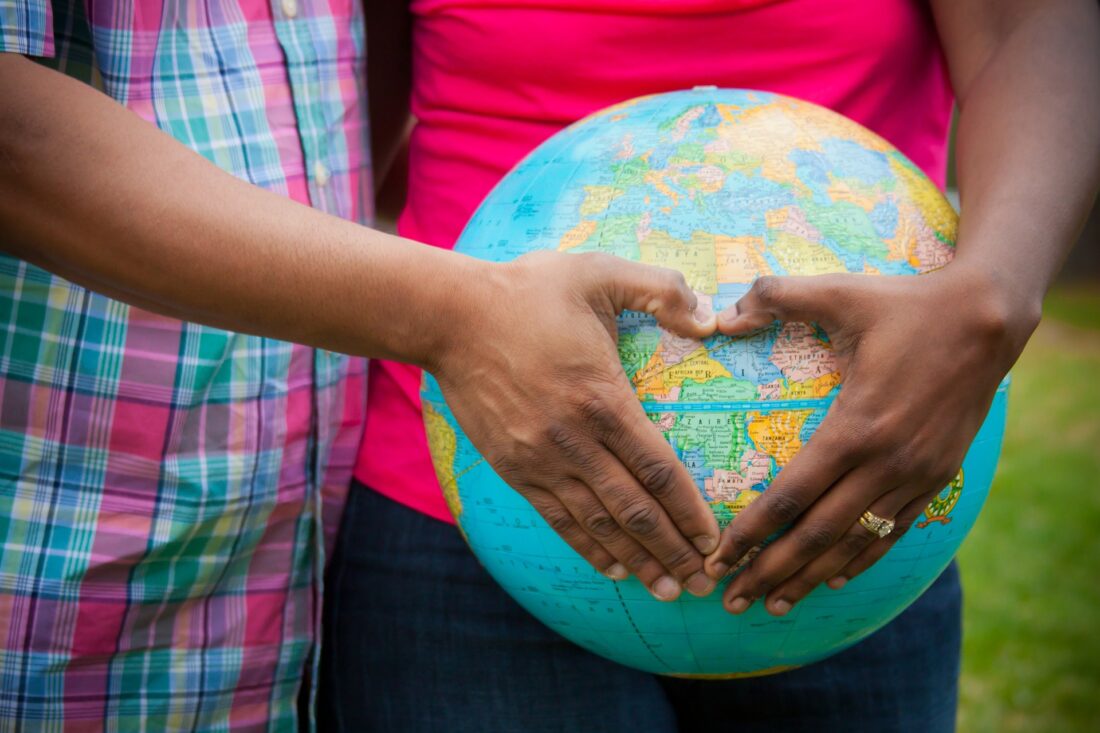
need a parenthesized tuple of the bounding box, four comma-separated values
(936, 0, 1100, 309)
(706, 0, 1100, 614)
(1, 53, 459, 365)
(0, 53, 721, 601)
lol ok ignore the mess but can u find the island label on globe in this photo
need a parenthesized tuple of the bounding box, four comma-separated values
(422, 88, 1008, 677)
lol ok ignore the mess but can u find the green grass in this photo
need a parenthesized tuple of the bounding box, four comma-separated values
(1042, 284, 1100, 331)
(958, 283, 1100, 732)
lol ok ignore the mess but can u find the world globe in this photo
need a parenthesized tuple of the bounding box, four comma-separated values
(422, 88, 1008, 677)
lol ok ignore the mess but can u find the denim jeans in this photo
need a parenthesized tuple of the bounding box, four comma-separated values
(319, 484, 961, 732)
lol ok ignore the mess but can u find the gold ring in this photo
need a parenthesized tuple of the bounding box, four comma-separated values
(858, 510, 895, 539)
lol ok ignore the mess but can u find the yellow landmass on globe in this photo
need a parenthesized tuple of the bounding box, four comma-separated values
(644, 169, 681, 206)
(715, 235, 771, 282)
(712, 103, 818, 191)
(888, 156, 958, 242)
(747, 410, 812, 467)
(579, 185, 624, 216)
(634, 346, 732, 400)
(559, 219, 598, 251)
(781, 372, 842, 399)
(423, 402, 462, 518)
(886, 200, 955, 272)
(769, 231, 847, 275)
(709, 491, 761, 530)
(639, 229, 719, 293)
(775, 96, 893, 153)
(725, 490, 760, 514)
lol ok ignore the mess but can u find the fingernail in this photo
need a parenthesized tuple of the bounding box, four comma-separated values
(727, 596, 750, 614)
(653, 576, 681, 602)
(718, 306, 740, 328)
(604, 563, 628, 581)
(685, 572, 715, 597)
(771, 599, 792, 616)
(827, 576, 847, 590)
(693, 534, 718, 554)
(692, 300, 714, 325)
(708, 561, 730, 580)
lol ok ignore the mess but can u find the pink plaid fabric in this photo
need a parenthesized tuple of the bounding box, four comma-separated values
(0, 1, 370, 730)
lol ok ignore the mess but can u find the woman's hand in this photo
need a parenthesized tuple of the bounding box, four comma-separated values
(703, 263, 1038, 615)
(429, 251, 721, 602)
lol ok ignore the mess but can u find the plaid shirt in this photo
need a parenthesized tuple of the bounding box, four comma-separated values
(0, 1, 370, 730)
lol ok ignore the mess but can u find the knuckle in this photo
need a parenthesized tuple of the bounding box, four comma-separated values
(846, 418, 884, 457)
(599, 481, 635, 505)
(516, 250, 553, 268)
(762, 491, 804, 526)
(570, 535, 600, 559)
(665, 268, 689, 293)
(882, 444, 917, 476)
(751, 275, 781, 305)
(634, 457, 679, 498)
(661, 546, 700, 575)
(625, 549, 656, 574)
(719, 528, 751, 559)
(544, 421, 598, 468)
(813, 415, 871, 460)
(575, 393, 621, 436)
(544, 421, 579, 453)
(895, 448, 944, 483)
(575, 251, 610, 271)
(840, 529, 873, 553)
(795, 523, 837, 555)
(582, 511, 618, 540)
(492, 454, 522, 480)
(780, 578, 815, 602)
(619, 501, 662, 537)
(542, 507, 577, 535)
(747, 577, 776, 600)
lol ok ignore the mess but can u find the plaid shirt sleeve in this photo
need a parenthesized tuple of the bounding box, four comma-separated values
(0, 0, 54, 57)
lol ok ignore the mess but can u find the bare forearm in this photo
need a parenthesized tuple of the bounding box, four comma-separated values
(936, 0, 1100, 318)
(0, 54, 471, 366)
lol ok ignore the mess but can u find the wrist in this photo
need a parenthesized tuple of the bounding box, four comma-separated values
(938, 257, 1042, 353)
(407, 252, 503, 374)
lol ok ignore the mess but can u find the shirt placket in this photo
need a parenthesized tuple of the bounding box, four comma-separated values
(270, 1, 344, 728)
(273, 0, 340, 214)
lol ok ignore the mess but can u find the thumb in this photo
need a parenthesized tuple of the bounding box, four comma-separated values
(717, 275, 845, 336)
(599, 258, 716, 339)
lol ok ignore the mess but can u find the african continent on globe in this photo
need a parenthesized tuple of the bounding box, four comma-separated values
(423, 88, 1008, 677)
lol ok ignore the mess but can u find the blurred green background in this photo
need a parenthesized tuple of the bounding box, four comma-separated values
(957, 283, 1100, 731)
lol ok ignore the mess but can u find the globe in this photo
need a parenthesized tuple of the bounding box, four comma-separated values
(422, 88, 1007, 677)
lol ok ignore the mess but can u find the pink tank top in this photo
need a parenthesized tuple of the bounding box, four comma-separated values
(355, 0, 954, 523)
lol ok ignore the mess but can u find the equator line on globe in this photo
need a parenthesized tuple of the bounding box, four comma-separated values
(422, 88, 1007, 677)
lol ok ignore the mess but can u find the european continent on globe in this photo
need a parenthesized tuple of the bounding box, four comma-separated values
(423, 88, 1008, 677)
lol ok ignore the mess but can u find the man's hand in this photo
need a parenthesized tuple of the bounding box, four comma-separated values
(703, 265, 1036, 615)
(0, 57, 719, 602)
(428, 251, 721, 602)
